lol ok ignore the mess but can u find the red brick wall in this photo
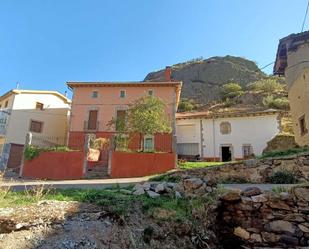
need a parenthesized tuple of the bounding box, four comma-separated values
(23, 151, 84, 180)
(110, 151, 176, 178)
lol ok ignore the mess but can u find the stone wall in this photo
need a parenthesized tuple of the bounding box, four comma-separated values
(174, 152, 309, 183)
(218, 186, 309, 248)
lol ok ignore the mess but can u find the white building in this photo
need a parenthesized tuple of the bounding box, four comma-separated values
(0, 89, 71, 171)
(176, 110, 281, 161)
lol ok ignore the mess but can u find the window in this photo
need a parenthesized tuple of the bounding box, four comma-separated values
(29, 120, 43, 133)
(243, 144, 253, 159)
(120, 90, 126, 98)
(86, 110, 98, 130)
(148, 90, 154, 96)
(299, 115, 308, 136)
(144, 135, 154, 151)
(220, 122, 231, 135)
(92, 91, 98, 98)
(116, 109, 127, 131)
(36, 102, 44, 110)
(4, 101, 8, 108)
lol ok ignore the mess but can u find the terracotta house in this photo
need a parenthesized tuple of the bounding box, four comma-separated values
(274, 31, 309, 146)
(67, 74, 182, 153)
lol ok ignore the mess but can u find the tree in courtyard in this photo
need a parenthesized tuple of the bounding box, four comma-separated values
(109, 96, 172, 151)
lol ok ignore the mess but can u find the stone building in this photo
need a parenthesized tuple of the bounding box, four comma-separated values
(274, 31, 309, 146)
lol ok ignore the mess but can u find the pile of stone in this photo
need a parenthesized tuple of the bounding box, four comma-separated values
(218, 185, 309, 248)
(132, 177, 217, 199)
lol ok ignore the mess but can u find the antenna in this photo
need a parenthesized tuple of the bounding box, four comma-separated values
(16, 82, 20, 89)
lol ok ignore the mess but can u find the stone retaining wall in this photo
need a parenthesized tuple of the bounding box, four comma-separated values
(218, 185, 309, 248)
(174, 152, 309, 183)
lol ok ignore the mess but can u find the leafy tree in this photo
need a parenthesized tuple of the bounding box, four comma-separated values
(109, 96, 172, 151)
(251, 77, 284, 93)
(221, 82, 244, 100)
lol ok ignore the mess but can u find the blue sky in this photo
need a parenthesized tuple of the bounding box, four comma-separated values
(0, 0, 307, 96)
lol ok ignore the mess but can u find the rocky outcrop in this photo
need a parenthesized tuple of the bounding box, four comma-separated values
(218, 185, 309, 248)
(144, 56, 266, 104)
(263, 133, 297, 153)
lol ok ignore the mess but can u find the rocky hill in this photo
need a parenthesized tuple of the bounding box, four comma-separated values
(144, 55, 266, 104)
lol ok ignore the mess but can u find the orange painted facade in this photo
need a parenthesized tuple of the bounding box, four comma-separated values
(23, 151, 84, 180)
(110, 151, 176, 178)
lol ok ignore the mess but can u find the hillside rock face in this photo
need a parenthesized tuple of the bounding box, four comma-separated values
(144, 56, 266, 104)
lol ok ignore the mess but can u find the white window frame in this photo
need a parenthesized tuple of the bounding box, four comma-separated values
(143, 135, 154, 151)
(92, 90, 98, 99)
(242, 144, 253, 158)
(120, 90, 126, 98)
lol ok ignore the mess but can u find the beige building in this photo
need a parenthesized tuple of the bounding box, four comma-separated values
(0, 89, 71, 171)
(274, 31, 309, 146)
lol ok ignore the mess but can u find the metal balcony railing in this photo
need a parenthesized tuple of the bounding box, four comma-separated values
(84, 121, 100, 132)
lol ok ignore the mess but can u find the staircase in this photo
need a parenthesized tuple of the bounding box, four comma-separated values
(86, 161, 109, 179)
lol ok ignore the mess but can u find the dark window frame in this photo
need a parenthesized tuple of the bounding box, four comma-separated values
(36, 102, 44, 110)
(29, 120, 44, 133)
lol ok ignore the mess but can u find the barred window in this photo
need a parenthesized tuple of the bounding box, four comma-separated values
(30, 120, 43, 133)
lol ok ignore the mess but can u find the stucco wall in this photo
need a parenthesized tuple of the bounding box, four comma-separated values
(286, 43, 309, 89)
(176, 114, 279, 160)
(288, 67, 309, 146)
(5, 93, 70, 145)
(70, 86, 176, 132)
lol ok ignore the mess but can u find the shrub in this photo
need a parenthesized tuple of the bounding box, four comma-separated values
(262, 95, 290, 110)
(251, 78, 284, 93)
(178, 99, 196, 112)
(221, 83, 244, 100)
(261, 146, 309, 158)
(24, 145, 72, 160)
(268, 170, 298, 184)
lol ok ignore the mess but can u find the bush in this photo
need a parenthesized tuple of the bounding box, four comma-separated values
(221, 83, 244, 100)
(178, 99, 196, 112)
(24, 145, 72, 160)
(262, 95, 290, 110)
(251, 78, 284, 93)
(268, 170, 298, 184)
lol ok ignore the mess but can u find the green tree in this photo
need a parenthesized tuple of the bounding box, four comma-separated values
(221, 82, 244, 100)
(262, 95, 290, 110)
(109, 96, 172, 151)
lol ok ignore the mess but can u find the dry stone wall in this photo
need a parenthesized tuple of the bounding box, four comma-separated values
(174, 152, 309, 183)
(218, 186, 309, 248)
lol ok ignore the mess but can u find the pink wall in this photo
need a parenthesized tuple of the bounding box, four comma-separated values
(70, 85, 177, 132)
(23, 151, 84, 180)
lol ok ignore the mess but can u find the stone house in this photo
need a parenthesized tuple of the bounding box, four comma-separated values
(274, 31, 309, 146)
(176, 110, 281, 161)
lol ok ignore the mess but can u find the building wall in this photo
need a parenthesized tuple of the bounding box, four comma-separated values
(70, 86, 176, 132)
(288, 67, 309, 146)
(176, 114, 279, 160)
(286, 43, 309, 89)
(5, 93, 70, 145)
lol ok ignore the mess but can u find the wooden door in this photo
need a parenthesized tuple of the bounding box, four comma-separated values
(88, 110, 98, 130)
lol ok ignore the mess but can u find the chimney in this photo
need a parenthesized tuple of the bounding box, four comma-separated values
(165, 66, 172, 81)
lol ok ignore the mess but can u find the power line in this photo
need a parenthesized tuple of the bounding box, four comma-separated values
(259, 61, 275, 71)
(301, 0, 309, 32)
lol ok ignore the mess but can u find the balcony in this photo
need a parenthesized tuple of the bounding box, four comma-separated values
(84, 121, 100, 132)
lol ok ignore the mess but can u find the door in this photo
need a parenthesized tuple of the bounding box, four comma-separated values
(88, 110, 98, 130)
(221, 146, 232, 162)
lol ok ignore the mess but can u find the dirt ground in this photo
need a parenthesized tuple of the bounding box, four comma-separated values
(0, 200, 216, 249)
